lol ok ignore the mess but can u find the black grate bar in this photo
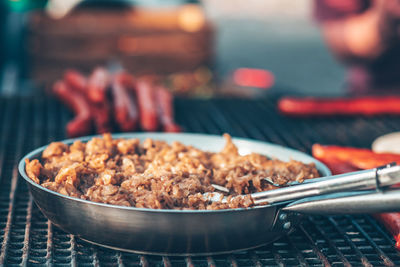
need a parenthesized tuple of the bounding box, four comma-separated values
(306, 217, 352, 267)
(89, 246, 100, 267)
(225, 99, 280, 141)
(298, 224, 331, 267)
(52, 96, 80, 267)
(332, 119, 368, 148)
(357, 116, 396, 144)
(349, 216, 395, 267)
(205, 100, 245, 137)
(0, 99, 30, 265)
(46, 221, 53, 266)
(209, 99, 251, 138)
(185, 256, 193, 267)
(175, 100, 209, 134)
(222, 99, 282, 143)
(117, 252, 124, 267)
(0, 99, 14, 193)
(189, 101, 224, 135)
(327, 216, 372, 267)
(0, 98, 10, 180)
(248, 251, 262, 267)
(201, 102, 236, 136)
(365, 216, 400, 249)
(162, 256, 171, 267)
(206, 256, 217, 267)
(45, 96, 56, 267)
(70, 235, 77, 267)
(379, 117, 400, 134)
(219, 99, 272, 142)
(227, 255, 238, 267)
(306, 117, 351, 147)
(253, 99, 308, 151)
(186, 101, 224, 135)
(284, 235, 310, 267)
(246, 102, 290, 144)
(271, 246, 285, 267)
(140, 255, 149, 267)
(20, 196, 32, 267)
(245, 100, 290, 146)
(21, 95, 48, 266)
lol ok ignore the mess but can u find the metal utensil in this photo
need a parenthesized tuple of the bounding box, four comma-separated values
(251, 164, 400, 205)
(207, 164, 400, 206)
(284, 189, 400, 214)
(18, 133, 400, 256)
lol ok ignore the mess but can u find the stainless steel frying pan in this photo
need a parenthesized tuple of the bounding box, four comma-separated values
(18, 133, 400, 256)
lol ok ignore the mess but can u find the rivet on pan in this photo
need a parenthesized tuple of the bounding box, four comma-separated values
(283, 222, 291, 230)
(279, 213, 287, 221)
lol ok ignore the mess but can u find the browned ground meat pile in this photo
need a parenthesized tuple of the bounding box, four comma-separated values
(25, 133, 320, 210)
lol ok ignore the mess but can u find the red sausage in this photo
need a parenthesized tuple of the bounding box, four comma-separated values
(135, 80, 158, 131)
(87, 67, 110, 104)
(111, 73, 138, 132)
(155, 86, 181, 132)
(92, 101, 113, 134)
(63, 69, 87, 95)
(118, 72, 136, 88)
(52, 81, 92, 137)
(62, 69, 111, 134)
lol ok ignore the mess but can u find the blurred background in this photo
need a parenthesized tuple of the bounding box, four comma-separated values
(0, 0, 345, 97)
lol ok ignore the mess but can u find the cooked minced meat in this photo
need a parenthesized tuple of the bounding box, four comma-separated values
(25, 133, 320, 210)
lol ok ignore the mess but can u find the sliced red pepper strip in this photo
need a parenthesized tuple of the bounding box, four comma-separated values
(313, 155, 360, 175)
(312, 144, 400, 169)
(278, 96, 400, 116)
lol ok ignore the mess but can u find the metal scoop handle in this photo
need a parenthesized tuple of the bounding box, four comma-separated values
(252, 164, 400, 206)
(282, 189, 400, 214)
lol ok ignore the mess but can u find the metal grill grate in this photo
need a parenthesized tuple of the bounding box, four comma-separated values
(1, 95, 400, 266)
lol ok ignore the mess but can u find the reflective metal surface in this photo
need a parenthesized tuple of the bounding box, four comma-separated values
(284, 189, 400, 215)
(252, 165, 400, 205)
(19, 133, 330, 255)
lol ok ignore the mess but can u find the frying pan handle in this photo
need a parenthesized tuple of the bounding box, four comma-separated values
(282, 189, 400, 215)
